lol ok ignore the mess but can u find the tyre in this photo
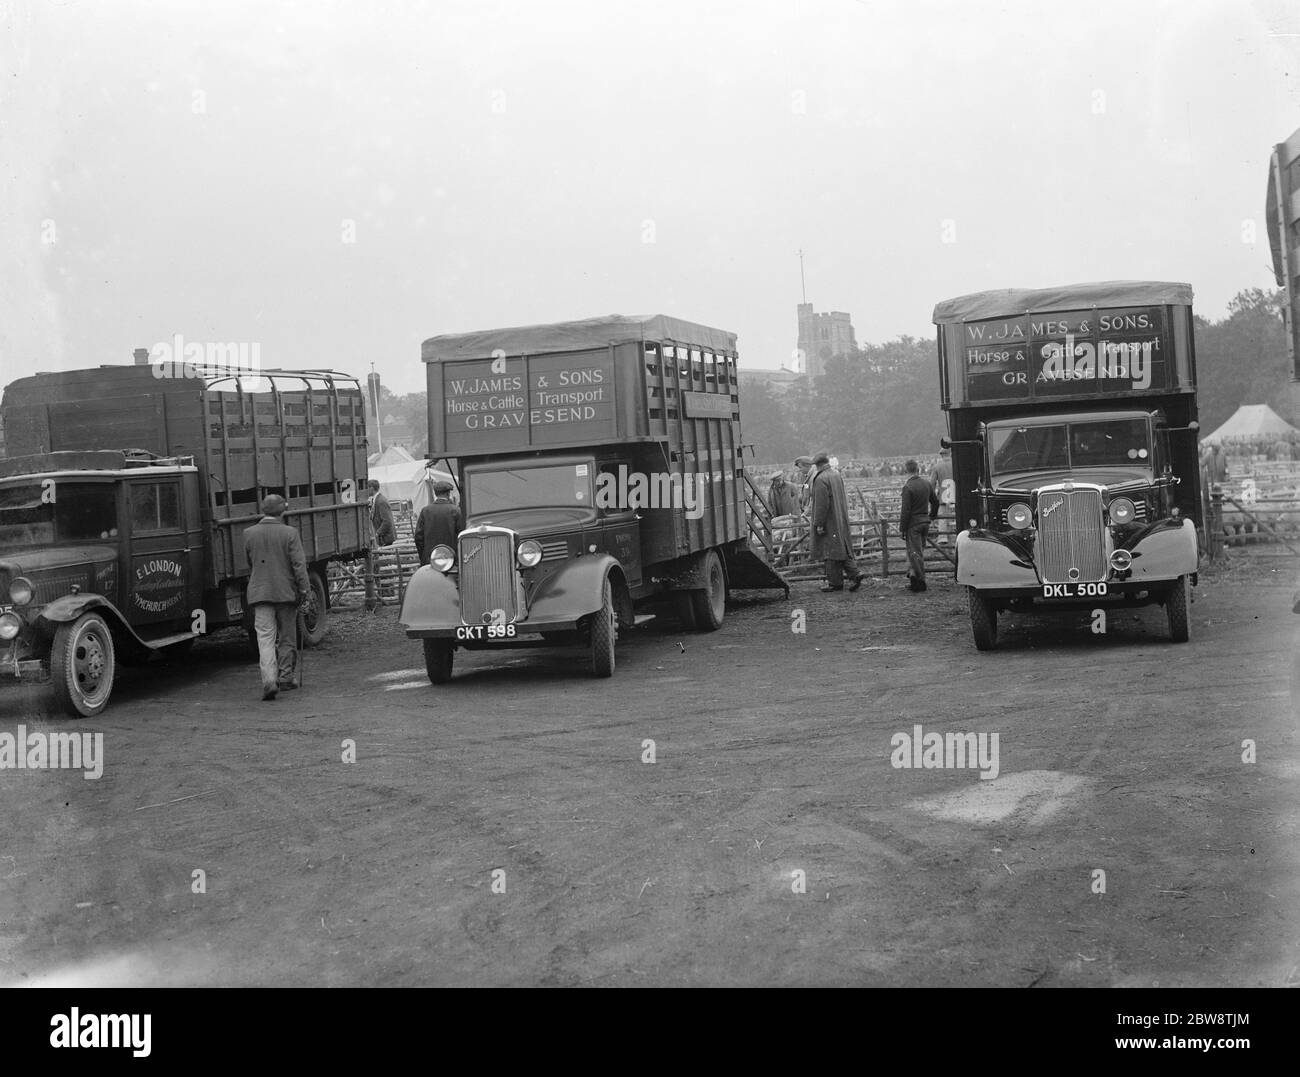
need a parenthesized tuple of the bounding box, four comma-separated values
(969, 587, 997, 651)
(676, 592, 698, 630)
(50, 612, 116, 717)
(423, 639, 454, 684)
(689, 550, 726, 632)
(299, 570, 329, 647)
(1166, 575, 1191, 642)
(590, 576, 616, 677)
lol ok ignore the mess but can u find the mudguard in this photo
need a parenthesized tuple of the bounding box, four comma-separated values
(39, 593, 120, 626)
(526, 554, 621, 624)
(398, 565, 463, 630)
(1125, 518, 1198, 582)
(954, 530, 1037, 588)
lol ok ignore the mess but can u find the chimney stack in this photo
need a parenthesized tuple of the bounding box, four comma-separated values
(133, 348, 150, 366)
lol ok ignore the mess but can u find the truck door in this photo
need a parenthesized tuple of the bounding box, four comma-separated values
(596, 461, 643, 589)
(126, 475, 198, 627)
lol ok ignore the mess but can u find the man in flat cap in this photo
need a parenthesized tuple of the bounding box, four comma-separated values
(244, 493, 310, 700)
(414, 478, 463, 567)
(809, 452, 863, 593)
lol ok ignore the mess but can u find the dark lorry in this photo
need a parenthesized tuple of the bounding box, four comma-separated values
(399, 314, 787, 681)
(933, 281, 1203, 650)
(0, 363, 369, 715)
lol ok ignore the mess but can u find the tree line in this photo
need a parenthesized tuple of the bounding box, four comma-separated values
(363, 288, 1297, 467)
(739, 288, 1298, 466)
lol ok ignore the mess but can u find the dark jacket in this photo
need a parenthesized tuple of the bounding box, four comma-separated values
(810, 466, 855, 561)
(370, 491, 396, 546)
(244, 516, 310, 605)
(414, 499, 463, 565)
(900, 474, 939, 532)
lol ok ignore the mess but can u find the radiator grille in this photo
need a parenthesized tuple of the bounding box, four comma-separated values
(1036, 488, 1106, 584)
(458, 531, 517, 624)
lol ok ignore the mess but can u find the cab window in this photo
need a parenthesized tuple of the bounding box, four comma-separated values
(130, 482, 182, 533)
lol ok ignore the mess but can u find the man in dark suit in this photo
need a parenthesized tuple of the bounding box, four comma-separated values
(368, 479, 396, 546)
(899, 459, 940, 593)
(244, 494, 310, 700)
(414, 480, 462, 566)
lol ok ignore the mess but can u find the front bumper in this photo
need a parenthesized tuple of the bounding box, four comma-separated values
(956, 518, 1198, 596)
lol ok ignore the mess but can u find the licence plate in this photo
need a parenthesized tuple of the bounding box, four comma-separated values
(455, 624, 517, 641)
(1042, 582, 1108, 598)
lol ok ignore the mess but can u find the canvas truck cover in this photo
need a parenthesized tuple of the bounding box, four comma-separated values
(423, 314, 740, 456)
(933, 281, 1197, 409)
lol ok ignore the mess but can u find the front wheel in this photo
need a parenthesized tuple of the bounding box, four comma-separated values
(423, 639, 454, 684)
(50, 612, 116, 717)
(299, 570, 329, 647)
(1166, 575, 1191, 642)
(590, 577, 616, 677)
(690, 550, 727, 632)
(969, 588, 997, 651)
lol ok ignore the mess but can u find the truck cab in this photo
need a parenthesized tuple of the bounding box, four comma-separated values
(934, 282, 1203, 650)
(0, 452, 207, 716)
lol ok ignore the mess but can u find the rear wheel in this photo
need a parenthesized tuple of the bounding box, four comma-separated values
(690, 550, 726, 632)
(423, 639, 454, 683)
(1166, 575, 1191, 642)
(590, 577, 616, 677)
(50, 612, 116, 717)
(969, 588, 997, 651)
(300, 570, 329, 647)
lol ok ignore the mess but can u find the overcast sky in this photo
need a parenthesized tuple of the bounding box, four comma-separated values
(2, 0, 1300, 395)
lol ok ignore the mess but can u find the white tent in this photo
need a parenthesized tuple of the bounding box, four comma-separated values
(368, 458, 456, 512)
(1201, 404, 1299, 444)
(368, 444, 415, 468)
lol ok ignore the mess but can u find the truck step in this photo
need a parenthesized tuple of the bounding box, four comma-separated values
(632, 614, 657, 627)
(142, 631, 200, 649)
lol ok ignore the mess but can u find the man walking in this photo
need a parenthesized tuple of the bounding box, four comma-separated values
(899, 459, 939, 592)
(414, 479, 463, 566)
(368, 478, 396, 546)
(810, 451, 863, 593)
(244, 494, 310, 700)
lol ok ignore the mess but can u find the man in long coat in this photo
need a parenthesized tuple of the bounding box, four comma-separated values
(810, 452, 863, 592)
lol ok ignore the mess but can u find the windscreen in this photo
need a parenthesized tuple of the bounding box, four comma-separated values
(467, 464, 593, 515)
(0, 481, 119, 547)
(990, 418, 1151, 476)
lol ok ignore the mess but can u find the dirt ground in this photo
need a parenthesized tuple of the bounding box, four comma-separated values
(1, 555, 1296, 987)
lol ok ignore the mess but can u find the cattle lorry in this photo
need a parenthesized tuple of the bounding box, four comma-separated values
(399, 314, 788, 681)
(0, 362, 369, 715)
(933, 281, 1203, 650)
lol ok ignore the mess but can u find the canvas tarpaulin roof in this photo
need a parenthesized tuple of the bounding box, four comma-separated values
(932, 281, 1195, 324)
(1201, 404, 1299, 444)
(421, 314, 737, 361)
